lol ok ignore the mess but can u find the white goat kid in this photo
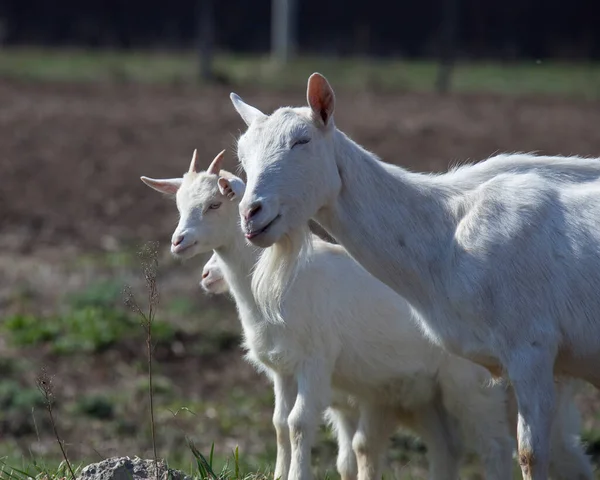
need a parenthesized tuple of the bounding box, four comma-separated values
(140, 151, 590, 480)
(199, 252, 364, 480)
(199, 253, 223, 294)
(200, 252, 229, 294)
(231, 72, 600, 480)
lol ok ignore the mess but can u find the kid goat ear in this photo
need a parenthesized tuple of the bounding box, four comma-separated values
(140, 176, 182, 195)
(218, 177, 235, 199)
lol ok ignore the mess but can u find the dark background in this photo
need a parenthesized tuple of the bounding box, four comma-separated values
(2, 0, 599, 59)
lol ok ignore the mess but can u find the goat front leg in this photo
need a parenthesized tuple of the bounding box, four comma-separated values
(273, 373, 298, 480)
(506, 347, 556, 480)
(287, 360, 332, 480)
(352, 403, 397, 480)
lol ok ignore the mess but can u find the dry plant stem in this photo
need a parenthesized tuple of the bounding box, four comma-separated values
(36, 369, 76, 480)
(47, 406, 75, 479)
(146, 311, 158, 479)
(124, 241, 160, 480)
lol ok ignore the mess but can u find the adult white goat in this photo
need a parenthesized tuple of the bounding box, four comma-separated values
(141, 151, 591, 480)
(230, 72, 600, 480)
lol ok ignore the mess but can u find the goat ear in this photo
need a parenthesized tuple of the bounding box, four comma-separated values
(188, 149, 202, 173)
(207, 149, 226, 175)
(140, 176, 182, 195)
(230, 93, 267, 126)
(218, 176, 246, 200)
(307, 72, 335, 127)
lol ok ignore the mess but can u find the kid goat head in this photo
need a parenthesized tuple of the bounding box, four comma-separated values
(140, 149, 245, 258)
(200, 254, 229, 295)
(230, 73, 341, 247)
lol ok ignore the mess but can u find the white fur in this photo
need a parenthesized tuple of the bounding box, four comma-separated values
(231, 72, 600, 480)
(142, 156, 592, 480)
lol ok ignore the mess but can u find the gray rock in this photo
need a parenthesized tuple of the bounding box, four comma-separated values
(78, 457, 191, 480)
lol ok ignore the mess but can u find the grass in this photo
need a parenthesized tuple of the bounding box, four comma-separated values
(1, 274, 177, 355)
(0, 459, 84, 480)
(1, 286, 176, 355)
(0, 47, 599, 97)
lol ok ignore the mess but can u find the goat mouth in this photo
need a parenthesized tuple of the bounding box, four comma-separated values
(203, 279, 223, 290)
(172, 241, 198, 256)
(245, 215, 281, 240)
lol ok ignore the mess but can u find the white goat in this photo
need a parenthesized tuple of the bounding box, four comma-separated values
(200, 252, 363, 479)
(200, 253, 227, 295)
(230, 72, 600, 480)
(141, 151, 591, 480)
(200, 252, 229, 294)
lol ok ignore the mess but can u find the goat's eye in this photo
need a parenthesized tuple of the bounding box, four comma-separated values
(291, 138, 310, 149)
(208, 202, 222, 210)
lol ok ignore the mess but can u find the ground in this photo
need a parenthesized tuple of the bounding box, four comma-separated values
(1, 68, 600, 479)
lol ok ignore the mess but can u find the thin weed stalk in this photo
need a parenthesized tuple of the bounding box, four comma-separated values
(123, 240, 161, 480)
(35, 367, 76, 480)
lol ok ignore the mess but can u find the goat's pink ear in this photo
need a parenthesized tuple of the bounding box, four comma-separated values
(188, 149, 201, 173)
(218, 175, 246, 200)
(140, 176, 182, 195)
(207, 149, 226, 175)
(218, 177, 235, 199)
(307, 73, 335, 127)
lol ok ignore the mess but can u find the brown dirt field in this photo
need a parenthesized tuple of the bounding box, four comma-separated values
(2, 79, 600, 252)
(1, 79, 600, 476)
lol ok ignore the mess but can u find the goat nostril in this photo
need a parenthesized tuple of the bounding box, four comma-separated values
(172, 235, 184, 246)
(246, 203, 262, 220)
(202, 271, 209, 279)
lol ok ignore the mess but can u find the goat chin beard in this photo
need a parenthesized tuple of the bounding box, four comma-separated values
(251, 226, 312, 324)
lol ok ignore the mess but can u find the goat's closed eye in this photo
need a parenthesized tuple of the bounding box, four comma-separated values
(208, 202, 222, 210)
(291, 138, 310, 149)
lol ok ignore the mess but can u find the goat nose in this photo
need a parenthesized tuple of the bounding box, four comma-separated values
(172, 234, 184, 247)
(202, 271, 209, 279)
(242, 201, 262, 221)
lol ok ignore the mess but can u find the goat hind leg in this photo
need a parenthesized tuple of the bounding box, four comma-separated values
(352, 404, 396, 480)
(325, 406, 359, 480)
(548, 379, 593, 480)
(437, 370, 513, 479)
(413, 403, 461, 480)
